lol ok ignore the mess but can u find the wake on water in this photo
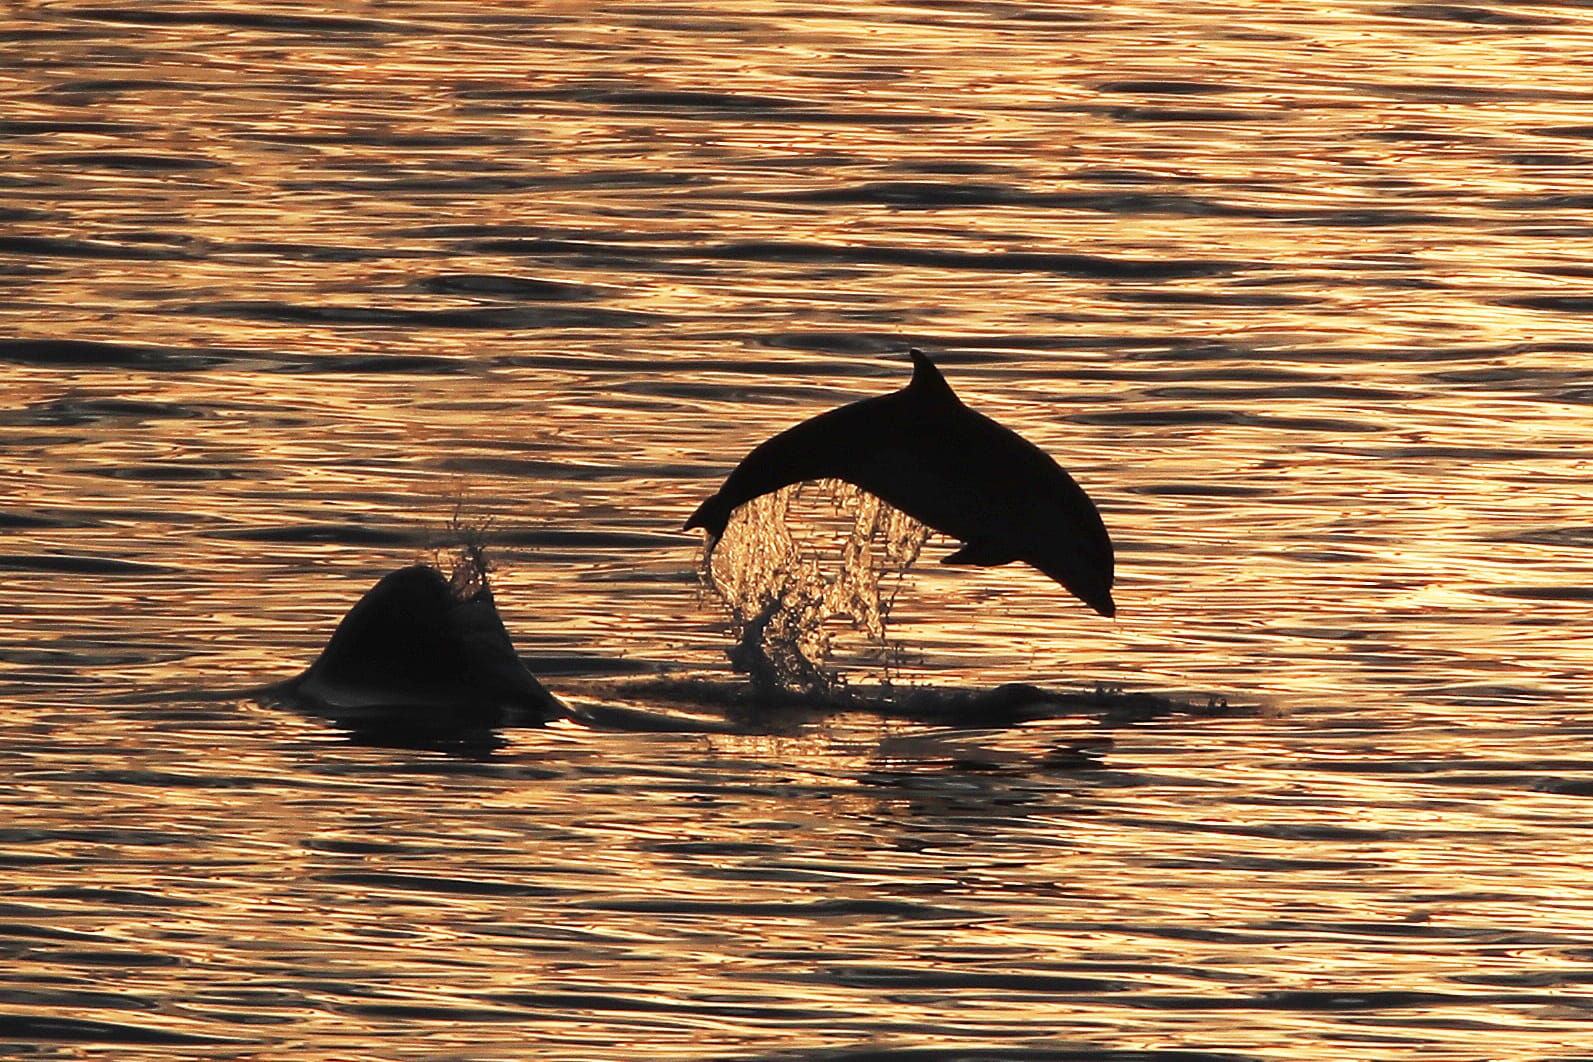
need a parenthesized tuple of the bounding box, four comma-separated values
(681, 481, 1233, 730)
(264, 488, 1224, 750)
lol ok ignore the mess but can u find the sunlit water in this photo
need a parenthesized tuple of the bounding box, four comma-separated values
(6, 1, 1593, 1057)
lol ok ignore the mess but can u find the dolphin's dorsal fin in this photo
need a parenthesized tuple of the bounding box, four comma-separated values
(907, 348, 960, 406)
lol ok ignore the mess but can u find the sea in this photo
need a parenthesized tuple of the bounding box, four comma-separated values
(5, 2, 1593, 1058)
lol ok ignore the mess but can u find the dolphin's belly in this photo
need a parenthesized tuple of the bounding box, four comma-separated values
(844, 443, 1026, 546)
(845, 427, 1108, 565)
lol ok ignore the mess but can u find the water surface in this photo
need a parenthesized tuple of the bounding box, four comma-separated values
(5, 1, 1593, 1057)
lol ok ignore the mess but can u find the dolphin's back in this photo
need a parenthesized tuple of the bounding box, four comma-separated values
(685, 389, 906, 538)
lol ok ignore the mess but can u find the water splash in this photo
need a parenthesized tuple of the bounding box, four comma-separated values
(432, 492, 496, 599)
(700, 480, 930, 693)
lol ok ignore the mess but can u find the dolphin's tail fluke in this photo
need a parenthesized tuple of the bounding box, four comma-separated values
(684, 491, 734, 543)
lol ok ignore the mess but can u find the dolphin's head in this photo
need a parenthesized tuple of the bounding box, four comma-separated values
(1030, 531, 1116, 618)
(1085, 585, 1117, 619)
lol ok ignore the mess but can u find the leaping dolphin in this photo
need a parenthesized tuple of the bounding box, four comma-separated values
(685, 349, 1116, 617)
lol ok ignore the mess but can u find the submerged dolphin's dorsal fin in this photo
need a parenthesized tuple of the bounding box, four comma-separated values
(907, 348, 960, 406)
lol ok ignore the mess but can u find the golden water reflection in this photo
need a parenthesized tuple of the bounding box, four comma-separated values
(7, 0, 1593, 1057)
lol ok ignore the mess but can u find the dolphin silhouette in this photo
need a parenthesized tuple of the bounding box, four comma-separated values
(685, 349, 1116, 617)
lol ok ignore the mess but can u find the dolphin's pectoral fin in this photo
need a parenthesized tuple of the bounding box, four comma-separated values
(941, 541, 1018, 568)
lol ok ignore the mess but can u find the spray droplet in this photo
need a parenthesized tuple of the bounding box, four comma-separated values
(700, 480, 929, 693)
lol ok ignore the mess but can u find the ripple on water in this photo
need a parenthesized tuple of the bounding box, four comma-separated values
(466, 236, 1254, 279)
(0, 553, 175, 575)
(0, 1015, 238, 1046)
(1380, 3, 1571, 28)
(61, 6, 414, 34)
(310, 870, 565, 900)
(178, 299, 661, 332)
(9, 1, 1593, 1059)
(0, 235, 195, 260)
(0, 338, 233, 370)
(413, 273, 618, 301)
(0, 397, 208, 427)
(36, 151, 222, 172)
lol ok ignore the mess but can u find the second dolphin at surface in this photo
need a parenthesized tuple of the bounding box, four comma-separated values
(686, 349, 1116, 617)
